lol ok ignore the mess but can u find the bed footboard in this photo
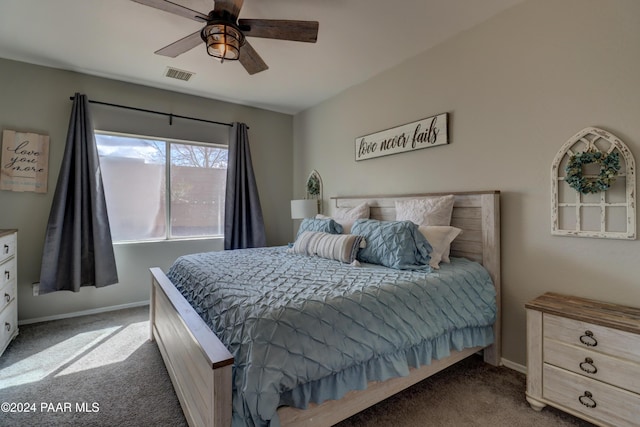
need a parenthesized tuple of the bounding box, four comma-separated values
(150, 267, 233, 427)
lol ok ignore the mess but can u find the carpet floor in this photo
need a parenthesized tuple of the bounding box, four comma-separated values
(0, 306, 595, 426)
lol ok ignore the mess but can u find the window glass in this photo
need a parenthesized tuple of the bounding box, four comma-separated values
(170, 143, 227, 238)
(96, 132, 226, 242)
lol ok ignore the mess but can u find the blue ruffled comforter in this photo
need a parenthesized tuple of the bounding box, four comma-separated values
(166, 246, 496, 427)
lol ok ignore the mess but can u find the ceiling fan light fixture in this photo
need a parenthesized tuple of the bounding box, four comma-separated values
(201, 21, 245, 62)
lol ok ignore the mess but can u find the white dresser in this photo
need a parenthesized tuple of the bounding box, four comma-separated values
(0, 229, 18, 357)
(526, 293, 640, 427)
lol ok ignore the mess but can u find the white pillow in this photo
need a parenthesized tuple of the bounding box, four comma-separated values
(395, 195, 455, 226)
(418, 226, 462, 269)
(441, 247, 453, 264)
(317, 202, 369, 234)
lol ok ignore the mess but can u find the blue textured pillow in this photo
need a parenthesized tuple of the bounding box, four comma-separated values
(297, 218, 344, 238)
(351, 219, 432, 270)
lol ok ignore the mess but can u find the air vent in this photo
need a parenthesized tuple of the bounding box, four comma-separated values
(164, 67, 195, 82)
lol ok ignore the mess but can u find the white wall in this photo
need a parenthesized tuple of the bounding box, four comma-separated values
(293, 0, 640, 366)
(0, 58, 293, 322)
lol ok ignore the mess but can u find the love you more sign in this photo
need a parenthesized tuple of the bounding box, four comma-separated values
(1, 130, 49, 193)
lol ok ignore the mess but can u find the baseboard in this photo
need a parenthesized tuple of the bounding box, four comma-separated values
(501, 357, 527, 374)
(18, 300, 150, 325)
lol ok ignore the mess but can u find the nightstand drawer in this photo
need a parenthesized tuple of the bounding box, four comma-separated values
(0, 257, 16, 289)
(0, 278, 16, 314)
(544, 313, 640, 364)
(544, 338, 640, 394)
(543, 364, 640, 427)
(0, 233, 16, 265)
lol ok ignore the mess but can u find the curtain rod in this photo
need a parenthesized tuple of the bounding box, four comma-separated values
(68, 96, 237, 128)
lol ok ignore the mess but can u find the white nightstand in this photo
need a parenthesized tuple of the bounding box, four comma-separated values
(526, 293, 640, 427)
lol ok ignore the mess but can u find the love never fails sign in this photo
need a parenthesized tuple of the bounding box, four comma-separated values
(355, 113, 448, 161)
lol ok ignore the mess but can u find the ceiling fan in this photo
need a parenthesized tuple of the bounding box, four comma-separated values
(131, 0, 319, 75)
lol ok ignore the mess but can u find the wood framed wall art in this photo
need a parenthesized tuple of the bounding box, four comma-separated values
(0, 130, 50, 193)
(355, 113, 448, 161)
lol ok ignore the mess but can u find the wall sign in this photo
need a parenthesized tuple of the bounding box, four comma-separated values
(355, 113, 448, 161)
(0, 130, 49, 193)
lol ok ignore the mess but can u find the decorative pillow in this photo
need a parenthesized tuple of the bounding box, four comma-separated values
(395, 195, 455, 226)
(418, 226, 462, 269)
(291, 231, 365, 264)
(334, 202, 370, 220)
(297, 218, 343, 238)
(317, 202, 370, 234)
(442, 249, 453, 264)
(351, 219, 432, 270)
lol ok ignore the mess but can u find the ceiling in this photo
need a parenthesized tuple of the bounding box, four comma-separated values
(0, 0, 524, 114)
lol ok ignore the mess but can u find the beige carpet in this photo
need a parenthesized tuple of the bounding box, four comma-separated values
(0, 306, 595, 426)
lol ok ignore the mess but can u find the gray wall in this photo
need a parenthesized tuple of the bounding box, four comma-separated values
(293, 0, 640, 367)
(0, 58, 293, 322)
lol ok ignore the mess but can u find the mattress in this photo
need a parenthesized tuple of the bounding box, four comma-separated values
(166, 246, 496, 427)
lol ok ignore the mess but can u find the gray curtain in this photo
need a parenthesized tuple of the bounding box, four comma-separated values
(224, 122, 266, 250)
(39, 93, 118, 294)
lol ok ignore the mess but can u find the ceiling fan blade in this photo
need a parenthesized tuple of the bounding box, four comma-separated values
(213, 0, 244, 20)
(155, 30, 202, 57)
(238, 19, 319, 43)
(130, 0, 208, 22)
(239, 41, 268, 75)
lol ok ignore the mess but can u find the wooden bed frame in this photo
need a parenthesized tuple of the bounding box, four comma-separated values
(149, 190, 501, 427)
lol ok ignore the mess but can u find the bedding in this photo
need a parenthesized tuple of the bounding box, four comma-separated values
(166, 246, 496, 427)
(316, 201, 370, 233)
(418, 226, 463, 269)
(351, 219, 432, 270)
(289, 231, 365, 264)
(395, 195, 455, 226)
(296, 217, 343, 237)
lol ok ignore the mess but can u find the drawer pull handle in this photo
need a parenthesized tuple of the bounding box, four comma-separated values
(579, 357, 598, 374)
(579, 330, 598, 347)
(4, 293, 9, 303)
(4, 271, 9, 280)
(579, 391, 596, 408)
(3, 244, 8, 255)
(4, 322, 10, 332)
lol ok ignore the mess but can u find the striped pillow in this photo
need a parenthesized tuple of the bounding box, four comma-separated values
(292, 231, 365, 264)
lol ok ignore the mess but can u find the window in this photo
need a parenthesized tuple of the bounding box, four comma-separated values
(96, 132, 227, 242)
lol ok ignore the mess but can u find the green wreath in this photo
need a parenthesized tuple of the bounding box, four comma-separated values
(565, 149, 621, 194)
(306, 174, 320, 196)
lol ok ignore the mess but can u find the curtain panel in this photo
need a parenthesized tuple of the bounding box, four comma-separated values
(39, 93, 118, 294)
(224, 122, 266, 250)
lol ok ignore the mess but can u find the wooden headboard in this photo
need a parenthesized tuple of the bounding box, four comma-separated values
(333, 190, 501, 363)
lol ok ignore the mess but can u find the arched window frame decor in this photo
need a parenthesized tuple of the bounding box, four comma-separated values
(305, 169, 323, 214)
(551, 127, 635, 239)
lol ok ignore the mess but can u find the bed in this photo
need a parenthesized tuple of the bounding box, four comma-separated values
(149, 191, 501, 427)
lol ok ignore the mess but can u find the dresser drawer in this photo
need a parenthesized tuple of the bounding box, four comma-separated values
(544, 338, 640, 394)
(543, 364, 640, 427)
(0, 299, 18, 352)
(0, 278, 16, 314)
(0, 232, 16, 264)
(544, 313, 640, 364)
(0, 257, 16, 289)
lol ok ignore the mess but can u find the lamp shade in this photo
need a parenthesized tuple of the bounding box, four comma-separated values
(291, 199, 318, 219)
